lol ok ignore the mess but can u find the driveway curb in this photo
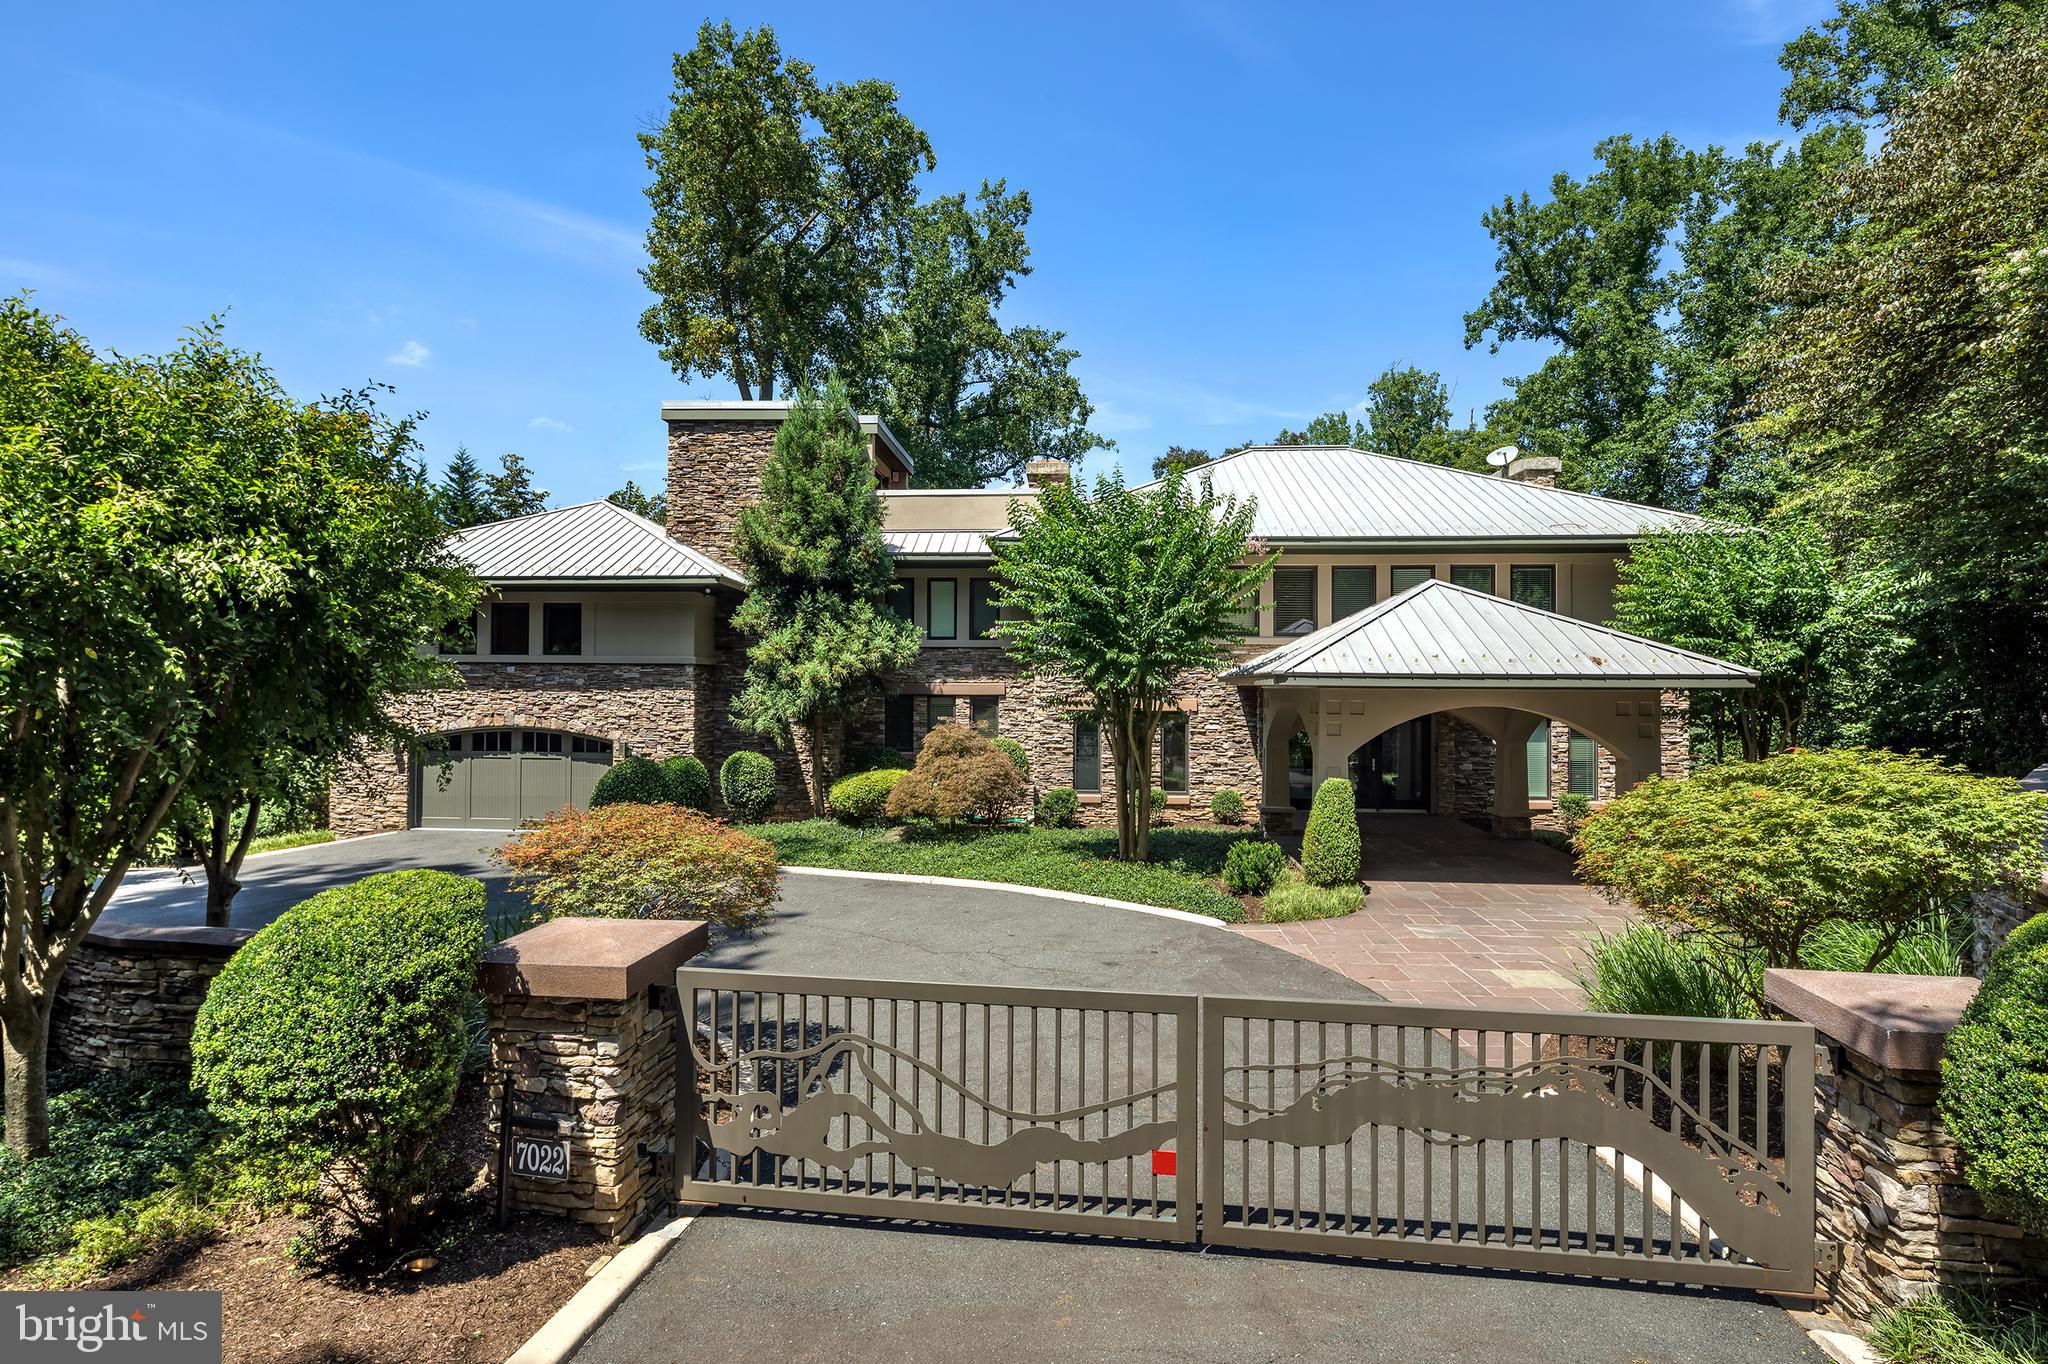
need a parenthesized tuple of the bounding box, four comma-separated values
(777, 863, 1229, 928)
(504, 1207, 703, 1364)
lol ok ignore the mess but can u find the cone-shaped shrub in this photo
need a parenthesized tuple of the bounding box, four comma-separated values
(1301, 778, 1361, 888)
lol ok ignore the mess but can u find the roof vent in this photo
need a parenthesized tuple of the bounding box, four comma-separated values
(1025, 458, 1070, 489)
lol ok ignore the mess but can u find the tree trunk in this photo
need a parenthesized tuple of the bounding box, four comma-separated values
(199, 792, 261, 929)
(2, 998, 54, 1158)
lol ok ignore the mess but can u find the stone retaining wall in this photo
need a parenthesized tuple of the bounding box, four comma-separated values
(50, 923, 253, 1073)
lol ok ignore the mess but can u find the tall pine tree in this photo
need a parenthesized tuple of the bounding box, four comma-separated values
(437, 446, 493, 527)
(731, 377, 921, 811)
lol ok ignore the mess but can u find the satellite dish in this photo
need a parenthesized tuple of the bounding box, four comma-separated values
(1485, 444, 1519, 469)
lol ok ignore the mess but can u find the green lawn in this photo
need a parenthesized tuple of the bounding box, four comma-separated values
(246, 829, 335, 855)
(745, 820, 1256, 922)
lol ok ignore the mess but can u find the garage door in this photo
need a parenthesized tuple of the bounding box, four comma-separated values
(416, 729, 613, 829)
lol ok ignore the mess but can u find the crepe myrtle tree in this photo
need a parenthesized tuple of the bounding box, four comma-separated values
(0, 299, 477, 1156)
(992, 468, 1274, 861)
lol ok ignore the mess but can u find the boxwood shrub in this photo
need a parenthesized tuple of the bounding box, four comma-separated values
(1210, 787, 1248, 825)
(1941, 912, 2048, 1236)
(720, 750, 778, 821)
(1035, 786, 1080, 828)
(589, 755, 668, 807)
(188, 869, 486, 1257)
(661, 754, 713, 811)
(992, 736, 1029, 778)
(1223, 839, 1286, 895)
(828, 768, 906, 826)
(1301, 777, 1361, 887)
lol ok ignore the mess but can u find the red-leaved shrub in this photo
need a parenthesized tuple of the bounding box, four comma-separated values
(496, 804, 778, 932)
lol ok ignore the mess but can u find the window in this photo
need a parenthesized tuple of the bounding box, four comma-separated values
(927, 578, 958, 639)
(1332, 566, 1376, 620)
(1567, 730, 1599, 797)
(541, 602, 582, 656)
(430, 732, 460, 754)
(488, 603, 530, 656)
(969, 578, 999, 640)
(1072, 719, 1101, 792)
(1232, 587, 1260, 637)
(472, 729, 514, 753)
(970, 696, 999, 736)
(1159, 714, 1188, 794)
(1526, 723, 1550, 800)
(438, 613, 477, 655)
(1510, 565, 1557, 613)
(885, 695, 915, 752)
(571, 735, 613, 756)
(887, 579, 915, 622)
(920, 696, 954, 735)
(1450, 564, 1496, 594)
(1273, 566, 1317, 635)
(521, 730, 563, 754)
(1389, 565, 1433, 595)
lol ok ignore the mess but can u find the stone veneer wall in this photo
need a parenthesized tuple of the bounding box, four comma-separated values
(329, 662, 706, 836)
(50, 924, 252, 1073)
(1810, 1039, 2047, 1317)
(665, 420, 777, 574)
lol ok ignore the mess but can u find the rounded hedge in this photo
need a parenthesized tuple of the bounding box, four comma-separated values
(1223, 840, 1286, 895)
(1036, 785, 1080, 828)
(661, 754, 713, 811)
(189, 869, 485, 1248)
(1210, 788, 1248, 825)
(1941, 912, 2048, 1237)
(720, 750, 778, 821)
(828, 768, 906, 825)
(1301, 777, 1362, 888)
(589, 755, 668, 808)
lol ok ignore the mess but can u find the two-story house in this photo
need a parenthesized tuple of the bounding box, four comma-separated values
(328, 401, 1754, 837)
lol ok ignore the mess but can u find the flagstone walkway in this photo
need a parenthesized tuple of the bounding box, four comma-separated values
(1234, 815, 1630, 1012)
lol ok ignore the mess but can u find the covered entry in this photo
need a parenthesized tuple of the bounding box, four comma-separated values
(415, 728, 613, 829)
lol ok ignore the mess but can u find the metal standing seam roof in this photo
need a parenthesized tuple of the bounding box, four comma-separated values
(881, 530, 995, 559)
(449, 499, 745, 586)
(1139, 445, 1718, 543)
(1223, 578, 1758, 688)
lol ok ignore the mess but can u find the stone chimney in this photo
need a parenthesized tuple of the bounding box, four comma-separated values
(1024, 458, 1070, 490)
(1505, 454, 1562, 488)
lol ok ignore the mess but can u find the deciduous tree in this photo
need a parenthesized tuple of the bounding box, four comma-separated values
(482, 451, 547, 520)
(607, 479, 667, 523)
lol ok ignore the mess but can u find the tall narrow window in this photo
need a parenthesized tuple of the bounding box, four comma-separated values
(884, 696, 914, 752)
(1072, 719, 1101, 793)
(968, 578, 999, 640)
(1159, 714, 1189, 794)
(1510, 565, 1557, 613)
(927, 579, 958, 639)
(1526, 723, 1551, 800)
(1273, 566, 1317, 635)
(1332, 566, 1376, 620)
(1567, 730, 1599, 797)
(970, 696, 999, 736)
(1389, 565, 1433, 595)
(887, 579, 915, 622)
(541, 602, 582, 656)
(1450, 564, 1496, 594)
(489, 602, 530, 656)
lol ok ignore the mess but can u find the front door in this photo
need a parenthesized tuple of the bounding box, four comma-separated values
(1348, 717, 1430, 811)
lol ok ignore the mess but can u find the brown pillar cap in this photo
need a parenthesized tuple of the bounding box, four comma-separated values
(1764, 968, 1981, 1073)
(481, 917, 710, 1001)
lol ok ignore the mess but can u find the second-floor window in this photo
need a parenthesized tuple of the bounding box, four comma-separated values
(489, 602, 529, 656)
(439, 612, 477, 655)
(927, 579, 958, 639)
(1511, 565, 1557, 612)
(887, 579, 915, 622)
(1389, 565, 1434, 595)
(541, 602, 582, 656)
(1332, 566, 1375, 620)
(1450, 565, 1496, 593)
(969, 578, 999, 640)
(1273, 566, 1317, 635)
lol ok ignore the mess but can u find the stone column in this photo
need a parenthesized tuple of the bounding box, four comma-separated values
(482, 918, 709, 1241)
(1765, 969, 2047, 1322)
(50, 923, 254, 1074)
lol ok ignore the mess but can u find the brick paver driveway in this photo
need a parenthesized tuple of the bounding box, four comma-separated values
(1236, 815, 1628, 1011)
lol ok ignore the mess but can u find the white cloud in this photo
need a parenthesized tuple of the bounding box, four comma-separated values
(386, 340, 430, 368)
(1088, 399, 1154, 436)
(528, 416, 571, 433)
(617, 459, 663, 473)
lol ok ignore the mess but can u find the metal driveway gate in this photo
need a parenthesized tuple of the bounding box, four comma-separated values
(676, 969, 1813, 1293)
(677, 969, 1199, 1241)
(1201, 996, 1814, 1293)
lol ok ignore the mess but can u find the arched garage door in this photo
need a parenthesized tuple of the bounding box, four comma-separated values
(415, 729, 614, 829)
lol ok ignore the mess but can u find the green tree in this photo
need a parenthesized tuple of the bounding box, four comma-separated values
(1752, 36, 2048, 774)
(1778, 0, 2048, 127)
(1361, 365, 1453, 461)
(1272, 411, 1361, 446)
(435, 445, 493, 528)
(874, 183, 1110, 487)
(607, 479, 668, 523)
(1612, 525, 1902, 762)
(990, 469, 1275, 861)
(482, 451, 547, 520)
(637, 21, 933, 401)
(1149, 446, 1211, 480)
(730, 378, 920, 812)
(0, 300, 474, 1155)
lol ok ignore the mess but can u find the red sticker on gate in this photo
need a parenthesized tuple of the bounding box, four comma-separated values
(1151, 1149, 1177, 1176)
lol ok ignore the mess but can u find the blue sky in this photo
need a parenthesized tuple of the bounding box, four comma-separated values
(7, 1, 1830, 499)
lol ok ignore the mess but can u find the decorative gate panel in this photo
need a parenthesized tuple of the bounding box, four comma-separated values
(677, 969, 1199, 1241)
(1199, 996, 1815, 1292)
